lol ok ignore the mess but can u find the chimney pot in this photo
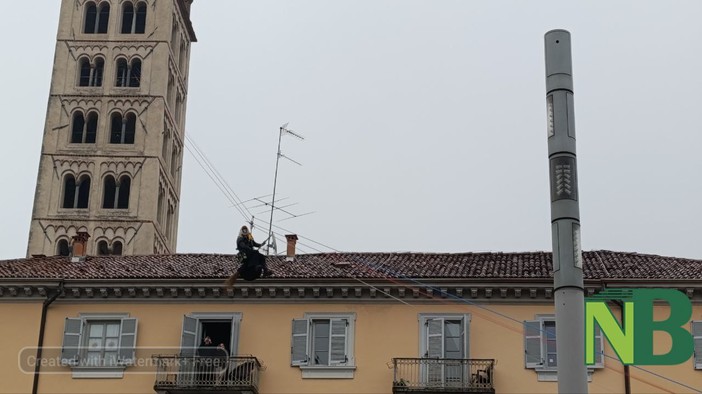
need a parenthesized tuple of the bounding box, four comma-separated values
(285, 234, 298, 261)
(71, 232, 90, 260)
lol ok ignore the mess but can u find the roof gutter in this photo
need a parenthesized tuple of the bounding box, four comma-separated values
(32, 280, 64, 394)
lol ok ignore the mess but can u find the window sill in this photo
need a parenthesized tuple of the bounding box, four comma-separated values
(536, 369, 594, 382)
(299, 365, 356, 379)
(70, 365, 127, 379)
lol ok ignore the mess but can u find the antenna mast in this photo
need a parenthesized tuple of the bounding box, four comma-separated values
(267, 123, 304, 255)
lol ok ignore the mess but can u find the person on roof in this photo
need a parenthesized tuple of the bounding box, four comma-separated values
(224, 225, 273, 287)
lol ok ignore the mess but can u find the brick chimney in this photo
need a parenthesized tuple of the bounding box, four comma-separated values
(285, 234, 298, 261)
(70, 232, 90, 262)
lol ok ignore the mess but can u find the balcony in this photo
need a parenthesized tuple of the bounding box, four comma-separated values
(392, 358, 495, 394)
(153, 355, 262, 394)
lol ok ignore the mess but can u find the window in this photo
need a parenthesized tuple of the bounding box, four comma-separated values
(121, 2, 146, 34)
(102, 175, 131, 209)
(115, 59, 141, 88)
(418, 314, 470, 387)
(57, 239, 70, 256)
(110, 112, 136, 144)
(180, 313, 242, 357)
(62, 175, 91, 209)
(524, 315, 603, 381)
(97, 240, 123, 256)
(70, 111, 98, 144)
(84, 2, 110, 34)
(60, 314, 137, 378)
(693, 321, 702, 370)
(291, 313, 356, 379)
(78, 57, 104, 87)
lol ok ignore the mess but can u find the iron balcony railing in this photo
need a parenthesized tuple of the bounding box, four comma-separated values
(392, 358, 495, 393)
(153, 355, 261, 393)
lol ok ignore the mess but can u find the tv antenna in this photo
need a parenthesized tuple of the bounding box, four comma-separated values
(266, 123, 304, 255)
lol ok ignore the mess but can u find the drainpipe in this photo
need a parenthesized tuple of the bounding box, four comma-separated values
(32, 281, 64, 394)
(600, 281, 630, 394)
(612, 298, 631, 394)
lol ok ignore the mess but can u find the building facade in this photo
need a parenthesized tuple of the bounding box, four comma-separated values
(27, 0, 196, 257)
(0, 249, 701, 394)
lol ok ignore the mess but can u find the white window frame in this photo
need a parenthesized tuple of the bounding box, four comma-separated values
(524, 314, 601, 382)
(291, 312, 356, 379)
(419, 313, 470, 359)
(60, 313, 137, 379)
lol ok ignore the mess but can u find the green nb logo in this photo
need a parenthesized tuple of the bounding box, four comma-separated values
(585, 288, 694, 366)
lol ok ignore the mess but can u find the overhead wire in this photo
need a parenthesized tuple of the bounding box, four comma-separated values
(183, 134, 700, 393)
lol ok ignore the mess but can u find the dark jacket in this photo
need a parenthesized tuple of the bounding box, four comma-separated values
(237, 236, 262, 255)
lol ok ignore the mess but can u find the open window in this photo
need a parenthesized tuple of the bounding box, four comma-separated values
(70, 111, 98, 144)
(291, 313, 356, 379)
(115, 58, 141, 88)
(103, 175, 131, 209)
(180, 313, 242, 357)
(60, 314, 137, 378)
(110, 112, 136, 144)
(524, 315, 603, 381)
(97, 240, 124, 256)
(62, 174, 91, 209)
(57, 239, 70, 256)
(84, 2, 110, 34)
(121, 2, 147, 34)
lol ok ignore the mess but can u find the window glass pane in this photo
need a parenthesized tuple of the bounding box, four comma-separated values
(89, 323, 104, 337)
(86, 351, 101, 366)
(88, 338, 103, 350)
(106, 323, 120, 337)
(313, 320, 330, 365)
(105, 337, 119, 351)
(104, 351, 118, 366)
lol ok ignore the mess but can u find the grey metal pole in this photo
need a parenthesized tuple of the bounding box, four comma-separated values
(544, 29, 589, 394)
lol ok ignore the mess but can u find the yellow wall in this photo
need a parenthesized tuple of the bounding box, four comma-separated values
(2, 301, 701, 393)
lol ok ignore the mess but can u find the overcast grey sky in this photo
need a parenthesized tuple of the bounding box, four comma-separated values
(1, 1, 700, 260)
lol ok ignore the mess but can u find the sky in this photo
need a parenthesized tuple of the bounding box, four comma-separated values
(0, 1, 701, 260)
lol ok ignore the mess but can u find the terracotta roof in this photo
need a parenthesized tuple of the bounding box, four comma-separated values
(0, 251, 700, 281)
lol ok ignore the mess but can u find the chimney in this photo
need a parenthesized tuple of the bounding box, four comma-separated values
(70, 232, 90, 262)
(285, 234, 298, 261)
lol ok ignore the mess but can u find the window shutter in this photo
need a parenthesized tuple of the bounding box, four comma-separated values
(61, 318, 83, 365)
(329, 318, 348, 365)
(180, 315, 198, 357)
(426, 318, 444, 358)
(524, 320, 543, 368)
(692, 321, 702, 370)
(230, 315, 241, 356)
(118, 318, 138, 365)
(593, 325, 604, 368)
(291, 319, 309, 366)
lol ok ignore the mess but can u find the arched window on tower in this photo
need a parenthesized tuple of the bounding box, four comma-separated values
(57, 239, 70, 256)
(63, 175, 91, 209)
(79, 57, 105, 87)
(103, 175, 131, 209)
(122, 2, 147, 34)
(93, 58, 104, 86)
(84, 2, 110, 34)
(97, 240, 123, 256)
(78, 58, 91, 86)
(115, 58, 141, 87)
(110, 112, 136, 144)
(129, 59, 142, 87)
(70, 111, 98, 143)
